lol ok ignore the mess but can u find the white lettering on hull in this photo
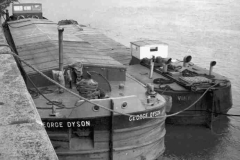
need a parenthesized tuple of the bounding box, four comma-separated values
(177, 96, 190, 101)
(43, 121, 91, 128)
(129, 110, 162, 121)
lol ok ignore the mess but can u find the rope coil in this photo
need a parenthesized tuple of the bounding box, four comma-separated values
(76, 78, 100, 99)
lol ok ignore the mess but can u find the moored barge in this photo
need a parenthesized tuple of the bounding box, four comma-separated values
(127, 40, 232, 127)
(3, 3, 171, 160)
(57, 18, 232, 127)
(6, 2, 231, 128)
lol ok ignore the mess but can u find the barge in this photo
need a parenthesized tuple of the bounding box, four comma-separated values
(5, 2, 232, 128)
(59, 22, 232, 126)
(3, 3, 171, 160)
(128, 41, 232, 126)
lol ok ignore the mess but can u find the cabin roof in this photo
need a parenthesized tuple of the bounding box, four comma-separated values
(8, 19, 125, 75)
(131, 40, 168, 47)
(13, 3, 42, 6)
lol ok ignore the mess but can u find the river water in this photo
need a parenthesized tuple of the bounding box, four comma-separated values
(15, 0, 240, 159)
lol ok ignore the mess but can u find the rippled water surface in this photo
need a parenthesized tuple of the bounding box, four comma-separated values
(16, 0, 240, 159)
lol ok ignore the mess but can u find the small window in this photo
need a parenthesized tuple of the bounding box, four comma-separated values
(24, 6, 32, 11)
(131, 45, 138, 51)
(33, 5, 41, 10)
(150, 47, 158, 52)
(14, 6, 23, 11)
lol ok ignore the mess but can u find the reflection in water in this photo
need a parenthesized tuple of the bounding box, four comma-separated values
(162, 116, 236, 160)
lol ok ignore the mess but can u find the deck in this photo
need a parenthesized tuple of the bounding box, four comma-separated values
(7, 19, 126, 75)
(60, 24, 131, 65)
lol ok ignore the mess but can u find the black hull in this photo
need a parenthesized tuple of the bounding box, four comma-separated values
(42, 107, 166, 130)
(3, 17, 170, 160)
(127, 62, 232, 126)
(158, 83, 232, 126)
(42, 107, 166, 160)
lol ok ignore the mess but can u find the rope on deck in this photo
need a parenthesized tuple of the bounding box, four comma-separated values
(0, 44, 226, 119)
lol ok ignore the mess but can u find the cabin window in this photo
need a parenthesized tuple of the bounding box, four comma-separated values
(150, 47, 158, 52)
(33, 5, 41, 10)
(14, 6, 23, 11)
(24, 6, 32, 11)
(134, 45, 138, 51)
(131, 45, 137, 51)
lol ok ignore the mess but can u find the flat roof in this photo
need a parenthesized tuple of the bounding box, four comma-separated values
(131, 40, 168, 47)
(13, 3, 42, 6)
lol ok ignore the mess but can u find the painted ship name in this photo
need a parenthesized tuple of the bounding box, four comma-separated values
(43, 120, 91, 128)
(129, 110, 162, 121)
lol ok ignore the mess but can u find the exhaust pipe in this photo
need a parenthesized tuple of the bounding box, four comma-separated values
(58, 26, 64, 71)
(163, 58, 172, 72)
(53, 26, 65, 93)
(6, 10, 9, 21)
(209, 61, 216, 76)
(183, 55, 192, 67)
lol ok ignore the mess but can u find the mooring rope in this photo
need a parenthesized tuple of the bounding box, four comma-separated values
(0, 44, 220, 119)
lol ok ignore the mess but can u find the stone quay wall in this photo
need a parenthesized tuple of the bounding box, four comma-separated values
(0, 27, 58, 160)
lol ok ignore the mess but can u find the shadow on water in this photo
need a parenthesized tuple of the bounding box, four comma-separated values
(160, 116, 231, 160)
